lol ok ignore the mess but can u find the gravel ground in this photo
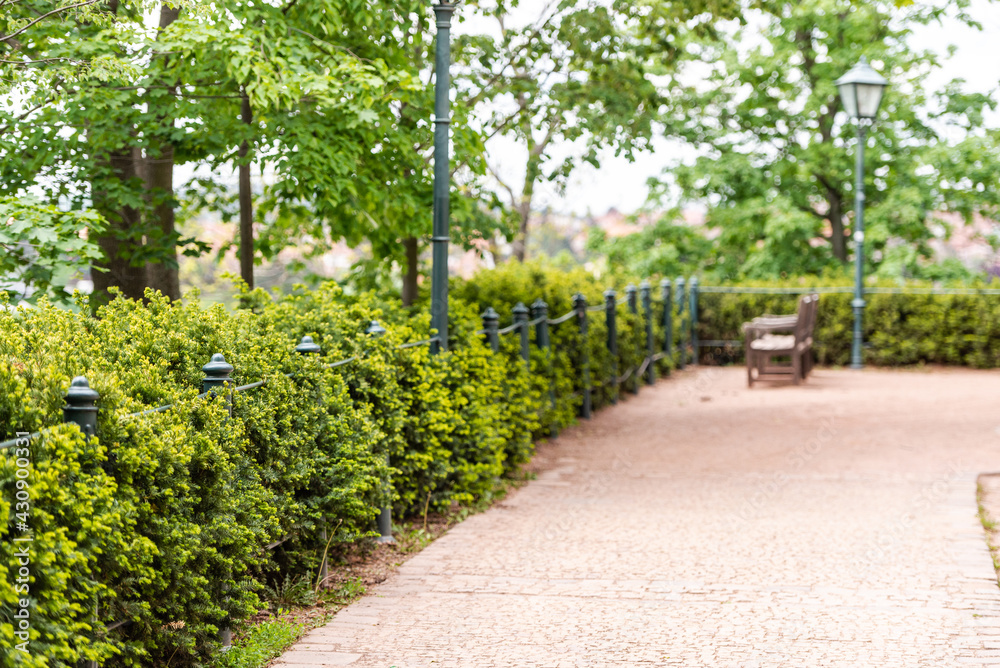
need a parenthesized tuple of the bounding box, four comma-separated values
(274, 366, 1000, 668)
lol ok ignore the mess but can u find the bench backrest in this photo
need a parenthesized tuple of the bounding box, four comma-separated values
(794, 294, 819, 345)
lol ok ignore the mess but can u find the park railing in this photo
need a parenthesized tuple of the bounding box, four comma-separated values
(1, 275, 703, 667)
(0, 322, 437, 666)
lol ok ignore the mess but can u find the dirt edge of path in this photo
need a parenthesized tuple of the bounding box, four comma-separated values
(975, 473, 1000, 587)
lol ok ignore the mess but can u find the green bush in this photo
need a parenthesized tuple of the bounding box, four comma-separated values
(695, 278, 1000, 368)
(1, 264, 674, 667)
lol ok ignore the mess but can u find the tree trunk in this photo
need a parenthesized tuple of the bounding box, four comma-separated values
(92, 148, 149, 304)
(145, 140, 179, 299)
(89, 0, 147, 306)
(145, 3, 181, 299)
(826, 188, 847, 263)
(511, 151, 542, 263)
(511, 201, 532, 263)
(401, 236, 419, 306)
(239, 92, 254, 290)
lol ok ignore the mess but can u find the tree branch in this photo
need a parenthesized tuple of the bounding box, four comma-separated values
(794, 203, 826, 221)
(0, 87, 60, 134)
(530, 119, 559, 159)
(486, 161, 517, 207)
(289, 28, 371, 64)
(0, 0, 103, 43)
(0, 56, 80, 64)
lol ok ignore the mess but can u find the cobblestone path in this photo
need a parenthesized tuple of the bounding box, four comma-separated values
(275, 367, 1000, 667)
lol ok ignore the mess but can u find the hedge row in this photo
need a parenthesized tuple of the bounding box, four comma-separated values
(696, 280, 1000, 368)
(0, 263, 680, 667)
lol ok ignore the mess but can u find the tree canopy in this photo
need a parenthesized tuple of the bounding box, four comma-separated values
(3, 0, 998, 301)
(647, 0, 1000, 280)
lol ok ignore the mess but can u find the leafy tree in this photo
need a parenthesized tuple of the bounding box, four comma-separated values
(0, 196, 106, 304)
(656, 0, 1000, 280)
(1, 2, 452, 303)
(586, 209, 714, 278)
(467, 0, 742, 262)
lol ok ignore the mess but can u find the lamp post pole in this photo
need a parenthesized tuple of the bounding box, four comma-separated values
(431, 2, 456, 355)
(836, 56, 886, 370)
(851, 124, 867, 369)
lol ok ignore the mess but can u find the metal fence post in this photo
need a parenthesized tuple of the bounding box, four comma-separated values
(513, 302, 530, 365)
(604, 289, 618, 404)
(661, 278, 672, 375)
(294, 336, 328, 586)
(63, 376, 99, 439)
(482, 307, 500, 353)
(65, 377, 100, 668)
(641, 281, 655, 385)
(625, 284, 639, 395)
(201, 353, 234, 648)
(295, 335, 321, 356)
(689, 277, 699, 365)
(676, 277, 686, 370)
(531, 299, 556, 438)
(202, 353, 234, 395)
(365, 321, 395, 545)
(573, 293, 591, 419)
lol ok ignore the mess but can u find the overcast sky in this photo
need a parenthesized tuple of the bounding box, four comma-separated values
(476, 0, 1000, 217)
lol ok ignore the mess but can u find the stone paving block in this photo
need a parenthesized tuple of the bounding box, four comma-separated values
(275, 368, 1000, 667)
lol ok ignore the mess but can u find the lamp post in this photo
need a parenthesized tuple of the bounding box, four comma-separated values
(430, 2, 456, 355)
(835, 57, 888, 370)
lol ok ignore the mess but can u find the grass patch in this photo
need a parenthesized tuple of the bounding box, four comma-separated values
(209, 618, 304, 668)
(977, 481, 1000, 573)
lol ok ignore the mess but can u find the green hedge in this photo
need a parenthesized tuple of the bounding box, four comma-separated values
(0, 264, 678, 667)
(696, 279, 1000, 368)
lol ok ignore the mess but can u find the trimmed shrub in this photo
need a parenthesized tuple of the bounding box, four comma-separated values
(1, 264, 671, 667)
(696, 279, 1000, 368)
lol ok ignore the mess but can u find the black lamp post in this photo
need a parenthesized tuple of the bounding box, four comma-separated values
(835, 57, 888, 370)
(430, 2, 456, 355)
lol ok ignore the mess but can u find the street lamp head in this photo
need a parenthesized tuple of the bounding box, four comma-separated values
(835, 57, 889, 121)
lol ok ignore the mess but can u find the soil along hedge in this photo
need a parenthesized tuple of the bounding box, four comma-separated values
(0, 264, 679, 667)
(696, 281, 1000, 368)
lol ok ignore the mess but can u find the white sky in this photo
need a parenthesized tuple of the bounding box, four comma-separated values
(474, 0, 1000, 217)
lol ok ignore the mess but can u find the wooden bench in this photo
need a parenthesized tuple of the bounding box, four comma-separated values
(743, 294, 818, 387)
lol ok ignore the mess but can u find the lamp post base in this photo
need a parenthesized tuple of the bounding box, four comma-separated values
(851, 300, 865, 371)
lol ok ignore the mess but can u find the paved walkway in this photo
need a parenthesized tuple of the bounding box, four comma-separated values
(275, 367, 1000, 667)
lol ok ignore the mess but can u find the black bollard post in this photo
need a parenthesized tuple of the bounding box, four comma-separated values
(65, 376, 102, 666)
(295, 335, 322, 356)
(200, 354, 235, 646)
(641, 281, 655, 385)
(482, 307, 500, 353)
(513, 303, 530, 365)
(202, 353, 235, 416)
(676, 277, 686, 370)
(532, 299, 556, 438)
(365, 321, 395, 545)
(202, 353, 234, 395)
(625, 284, 639, 395)
(689, 277, 699, 365)
(63, 376, 99, 440)
(605, 289, 618, 404)
(661, 278, 672, 376)
(295, 336, 328, 585)
(573, 293, 592, 419)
